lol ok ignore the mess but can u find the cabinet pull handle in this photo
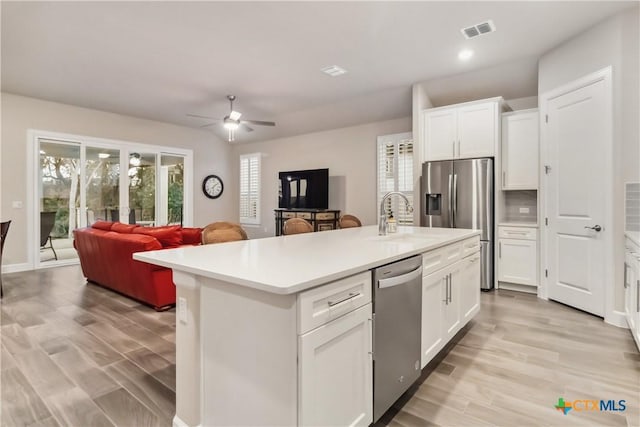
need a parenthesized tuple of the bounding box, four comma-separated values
(452, 140, 455, 157)
(328, 292, 360, 307)
(457, 140, 461, 156)
(499, 242, 502, 258)
(443, 276, 449, 304)
(624, 262, 628, 288)
(448, 273, 453, 303)
(506, 231, 528, 235)
(502, 171, 506, 187)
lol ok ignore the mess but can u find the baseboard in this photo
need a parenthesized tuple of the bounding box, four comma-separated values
(173, 415, 198, 427)
(605, 310, 629, 329)
(37, 259, 80, 270)
(497, 281, 538, 294)
(2, 263, 31, 274)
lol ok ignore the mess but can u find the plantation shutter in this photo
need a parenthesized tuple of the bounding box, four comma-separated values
(376, 133, 414, 226)
(239, 153, 261, 224)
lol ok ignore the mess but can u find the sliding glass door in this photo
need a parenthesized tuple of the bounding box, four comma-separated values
(35, 134, 190, 268)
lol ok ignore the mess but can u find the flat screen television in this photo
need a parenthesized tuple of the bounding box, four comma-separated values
(278, 168, 329, 209)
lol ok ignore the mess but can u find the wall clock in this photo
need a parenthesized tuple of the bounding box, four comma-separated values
(202, 174, 224, 199)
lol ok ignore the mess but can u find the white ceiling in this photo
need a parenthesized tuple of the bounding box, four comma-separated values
(1, 1, 635, 143)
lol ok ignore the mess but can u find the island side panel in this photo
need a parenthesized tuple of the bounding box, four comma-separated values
(200, 277, 298, 426)
(173, 271, 202, 427)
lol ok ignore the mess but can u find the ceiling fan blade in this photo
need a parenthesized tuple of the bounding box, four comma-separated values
(242, 119, 276, 127)
(240, 123, 254, 132)
(199, 122, 217, 128)
(187, 113, 220, 120)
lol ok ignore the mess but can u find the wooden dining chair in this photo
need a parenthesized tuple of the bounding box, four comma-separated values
(1, 220, 11, 298)
(283, 218, 314, 235)
(202, 221, 248, 244)
(339, 214, 362, 229)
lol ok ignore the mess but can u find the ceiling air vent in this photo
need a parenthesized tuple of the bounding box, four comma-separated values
(461, 20, 496, 39)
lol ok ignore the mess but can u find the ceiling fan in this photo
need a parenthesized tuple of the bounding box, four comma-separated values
(187, 95, 276, 142)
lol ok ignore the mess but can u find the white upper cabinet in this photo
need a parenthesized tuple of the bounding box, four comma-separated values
(424, 109, 457, 161)
(422, 98, 501, 162)
(501, 109, 539, 190)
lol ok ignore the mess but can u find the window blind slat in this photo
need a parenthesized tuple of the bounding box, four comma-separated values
(377, 136, 414, 226)
(240, 153, 261, 224)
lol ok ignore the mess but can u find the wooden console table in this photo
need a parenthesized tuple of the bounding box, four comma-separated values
(275, 209, 340, 236)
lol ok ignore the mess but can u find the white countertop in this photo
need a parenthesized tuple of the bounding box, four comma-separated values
(498, 222, 538, 228)
(134, 225, 480, 295)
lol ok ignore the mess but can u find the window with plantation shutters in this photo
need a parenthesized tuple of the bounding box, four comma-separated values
(377, 133, 414, 225)
(239, 153, 261, 225)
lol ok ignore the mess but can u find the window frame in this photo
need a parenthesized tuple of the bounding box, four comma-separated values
(376, 132, 414, 226)
(239, 152, 261, 225)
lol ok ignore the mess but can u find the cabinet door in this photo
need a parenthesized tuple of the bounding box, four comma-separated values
(497, 238, 538, 286)
(421, 270, 446, 368)
(624, 253, 635, 331)
(444, 262, 462, 341)
(299, 304, 372, 427)
(424, 109, 456, 161)
(457, 102, 497, 158)
(459, 253, 481, 324)
(502, 111, 539, 190)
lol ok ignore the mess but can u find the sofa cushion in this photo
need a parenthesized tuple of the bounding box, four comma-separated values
(92, 220, 114, 231)
(111, 222, 139, 234)
(181, 227, 202, 245)
(134, 225, 182, 248)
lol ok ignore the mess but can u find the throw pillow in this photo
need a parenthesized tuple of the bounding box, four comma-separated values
(111, 222, 139, 234)
(92, 220, 114, 231)
(134, 225, 183, 248)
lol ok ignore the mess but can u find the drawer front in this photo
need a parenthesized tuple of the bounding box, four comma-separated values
(298, 271, 372, 334)
(498, 226, 537, 241)
(316, 212, 336, 220)
(422, 241, 463, 277)
(297, 212, 312, 219)
(282, 212, 296, 219)
(461, 237, 481, 257)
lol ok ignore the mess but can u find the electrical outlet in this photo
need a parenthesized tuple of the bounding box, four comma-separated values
(178, 297, 188, 324)
(12, 201, 23, 209)
(519, 207, 530, 214)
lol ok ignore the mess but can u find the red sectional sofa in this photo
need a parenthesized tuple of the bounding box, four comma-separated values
(73, 221, 202, 311)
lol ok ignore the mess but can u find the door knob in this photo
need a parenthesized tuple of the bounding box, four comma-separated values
(584, 225, 602, 232)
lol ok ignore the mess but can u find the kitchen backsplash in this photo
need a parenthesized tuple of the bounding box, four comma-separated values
(626, 182, 640, 232)
(503, 190, 537, 223)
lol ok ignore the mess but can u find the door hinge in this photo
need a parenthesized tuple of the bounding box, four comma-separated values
(544, 165, 551, 174)
(545, 217, 548, 226)
(545, 114, 548, 123)
(545, 269, 548, 278)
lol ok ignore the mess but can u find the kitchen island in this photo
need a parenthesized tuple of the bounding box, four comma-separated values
(134, 225, 481, 427)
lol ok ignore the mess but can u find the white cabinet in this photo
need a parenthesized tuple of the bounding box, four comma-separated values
(421, 248, 481, 368)
(299, 305, 372, 426)
(497, 226, 538, 288)
(502, 109, 539, 190)
(460, 254, 481, 323)
(423, 98, 500, 161)
(624, 237, 640, 350)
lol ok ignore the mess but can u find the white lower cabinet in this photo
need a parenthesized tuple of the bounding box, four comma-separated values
(421, 251, 481, 368)
(298, 303, 373, 427)
(497, 238, 537, 285)
(624, 238, 640, 350)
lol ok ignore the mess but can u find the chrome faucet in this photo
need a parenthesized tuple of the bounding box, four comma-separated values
(379, 192, 413, 235)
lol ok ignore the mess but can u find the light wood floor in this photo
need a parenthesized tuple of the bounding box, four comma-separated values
(1, 266, 638, 427)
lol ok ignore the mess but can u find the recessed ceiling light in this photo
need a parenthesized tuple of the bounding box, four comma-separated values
(321, 65, 348, 77)
(458, 49, 474, 61)
(98, 153, 110, 159)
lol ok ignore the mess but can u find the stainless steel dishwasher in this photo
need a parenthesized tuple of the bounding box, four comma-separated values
(372, 254, 423, 422)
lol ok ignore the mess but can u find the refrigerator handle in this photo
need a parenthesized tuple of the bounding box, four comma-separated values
(452, 174, 458, 228)
(448, 173, 453, 227)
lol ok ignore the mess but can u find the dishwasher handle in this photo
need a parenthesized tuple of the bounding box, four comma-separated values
(378, 266, 423, 289)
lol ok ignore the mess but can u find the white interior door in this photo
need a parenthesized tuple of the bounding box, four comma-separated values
(544, 71, 611, 316)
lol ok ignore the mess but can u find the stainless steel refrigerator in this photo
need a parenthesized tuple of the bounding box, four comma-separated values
(420, 158, 494, 290)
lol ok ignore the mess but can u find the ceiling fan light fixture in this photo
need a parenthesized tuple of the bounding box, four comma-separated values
(223, 118, 240, 131)
(229, 110, 242, 121)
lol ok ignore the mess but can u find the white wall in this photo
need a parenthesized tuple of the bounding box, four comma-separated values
(538, 5, 640, 314)
(1, 93, 234, 268)
(231, 117, 411, 238)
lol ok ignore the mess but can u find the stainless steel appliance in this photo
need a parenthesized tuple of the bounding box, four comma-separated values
(372, 255, 423, 422)
(420, 158, 494, 289)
